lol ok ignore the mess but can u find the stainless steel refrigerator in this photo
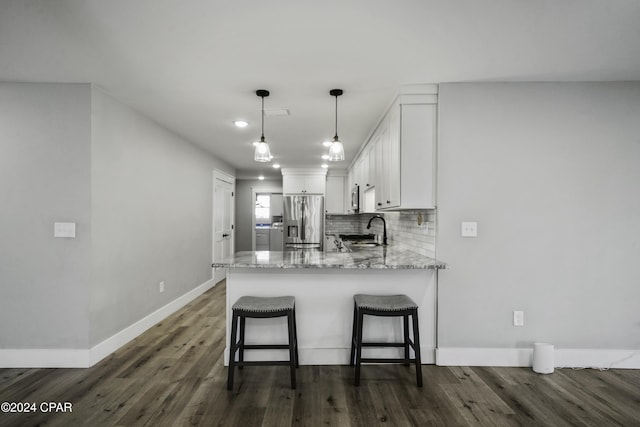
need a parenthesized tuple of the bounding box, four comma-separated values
(283, 195, 324, 250)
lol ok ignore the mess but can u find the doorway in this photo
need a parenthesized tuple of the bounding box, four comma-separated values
(213, 170, 235, 284)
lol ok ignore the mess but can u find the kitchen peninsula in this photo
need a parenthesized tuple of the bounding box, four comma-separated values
(213, 245, 446, 365)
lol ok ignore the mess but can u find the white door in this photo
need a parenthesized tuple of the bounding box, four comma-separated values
(213, 170, 235, 284)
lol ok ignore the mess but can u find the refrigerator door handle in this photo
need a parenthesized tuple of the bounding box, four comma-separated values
(300, 198, 306, 241)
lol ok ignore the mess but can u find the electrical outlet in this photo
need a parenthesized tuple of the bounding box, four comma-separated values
(461, 221, 478, 237)
(159, 281, 165, 293)
(513, 310, 524, 326)
(54, 222, 76, 238)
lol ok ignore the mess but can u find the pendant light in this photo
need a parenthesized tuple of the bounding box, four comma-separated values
(328, 89, 345, 161)
(254, 89, 272, 162)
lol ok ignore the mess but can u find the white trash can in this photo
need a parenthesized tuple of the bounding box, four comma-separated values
(532, 342, 554, 374)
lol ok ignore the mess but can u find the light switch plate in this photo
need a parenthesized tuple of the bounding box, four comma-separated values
(54, 222, 76, 238)
(513, 310, 524, 326)
(461, 221, 478, 237)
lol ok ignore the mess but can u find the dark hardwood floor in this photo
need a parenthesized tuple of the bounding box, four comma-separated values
(1, 281, 639, 426)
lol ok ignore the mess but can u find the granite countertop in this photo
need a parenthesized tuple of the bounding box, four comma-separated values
(212, 245, 447, 270)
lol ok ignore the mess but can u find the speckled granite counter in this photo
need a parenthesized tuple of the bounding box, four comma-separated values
(216, 245, 444, 366)
(212, 245, 446, 270)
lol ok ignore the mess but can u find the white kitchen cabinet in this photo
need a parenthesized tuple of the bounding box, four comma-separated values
(271, 193, 283, 216)
(349, 142, 377, 211)
(282, 175, 305, 193)
(255, 228, 269, 250)
(372, 87, 437, 210)
(281, 168, 327, 194)
(387, 106, 401, 207)
(362, 186, 376, 213)
(365, 140, 376, 190)
(353, 156, 365, 189)
(347, 84, 437, 212)
(373, 106, 403, 209)
(347, 168, 355, 206)
(391, 102, 436, 209)
(373, 115, 391, 209)
(325, 174, 346, 214)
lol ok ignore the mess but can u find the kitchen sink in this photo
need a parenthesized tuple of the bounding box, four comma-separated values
(346, 242, 380, 248)
(339, 233, 376, 242)
(331, 234, 381, 251)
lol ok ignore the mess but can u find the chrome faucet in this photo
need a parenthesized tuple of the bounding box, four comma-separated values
(366, 215, 387, 246)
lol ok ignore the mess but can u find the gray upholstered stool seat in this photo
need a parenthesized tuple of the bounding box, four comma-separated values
(354, 294, 418, 312)
(350, 293, 422, 387)
(227, 295, 298, 391)
(232, 295, 295, 312)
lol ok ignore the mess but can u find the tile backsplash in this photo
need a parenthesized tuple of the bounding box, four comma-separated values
(325, 214, 362, 235)
(326, 209, 437, 258)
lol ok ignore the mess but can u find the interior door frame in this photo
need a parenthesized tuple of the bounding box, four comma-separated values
(213, 169, 235, 284)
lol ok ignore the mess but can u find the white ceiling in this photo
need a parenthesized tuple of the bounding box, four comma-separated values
(2, 0, 640, 179)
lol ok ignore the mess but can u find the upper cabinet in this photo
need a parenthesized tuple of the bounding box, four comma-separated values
(325, 173, 346, 214)
(281, 168, 327, 194)
(350, 85, 437, 211)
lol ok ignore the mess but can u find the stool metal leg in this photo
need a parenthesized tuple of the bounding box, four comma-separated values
(349, 303, 357, 366)
(293, 308, 299, 368)
(403, 314, 410, 367)
(238, 315, 246, 370)
(227, 311, 239, 390)
(287, 310, 297, 389)
(354, 309, 364, 386)
(412, 309, 423, 387)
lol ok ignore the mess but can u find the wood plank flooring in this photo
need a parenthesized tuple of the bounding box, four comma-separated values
(1, 281, 639, 426)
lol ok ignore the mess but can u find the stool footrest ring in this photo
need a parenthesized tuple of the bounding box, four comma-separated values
(350, 294, 423, 387)
(227, 297, 298, 391)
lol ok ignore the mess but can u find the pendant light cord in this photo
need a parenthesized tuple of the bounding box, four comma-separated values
(261, 95, 265, 141)
(334, 94, 338, 140)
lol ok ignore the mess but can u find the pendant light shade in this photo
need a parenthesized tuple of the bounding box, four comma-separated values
(328, 136, 344, 161)
(328, 89, 345, 161)
(254, 89, 272, 162)
(254, 139, 271, 162)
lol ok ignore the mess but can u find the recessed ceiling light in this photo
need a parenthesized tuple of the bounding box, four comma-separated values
(322, 140, 333, 147)
(258, 175, 265, 180)
(233, 120, 248, 128)
(321, 154, 330, 160)
(321, 164, 329, 169)
(272, 163, 281, 169)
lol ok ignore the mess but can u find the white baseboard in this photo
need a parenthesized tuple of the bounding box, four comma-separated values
(554, 349, 640, 369)
(0, 349, 91, 368)
(0, 279, 217, 368)
(436, 347, 640, 369)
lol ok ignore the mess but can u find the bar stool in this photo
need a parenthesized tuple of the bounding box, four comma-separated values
(227, 295, 299, 390)
(350, 294, 422, 387)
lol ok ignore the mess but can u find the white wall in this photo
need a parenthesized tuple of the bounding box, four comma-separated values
(0, 83, 92, 349)
(90, 87, 234, 346)
(437, 82, 640, 367)
(0, 83, 235, 366)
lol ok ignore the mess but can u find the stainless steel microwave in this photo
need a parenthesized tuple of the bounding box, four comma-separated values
(350, 184, 359, 213)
